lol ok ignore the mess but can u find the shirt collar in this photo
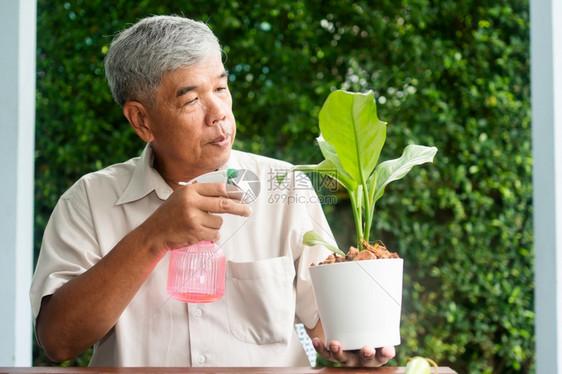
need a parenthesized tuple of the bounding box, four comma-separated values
(116, 144, 241, 205)
(116, 143, 173, 205)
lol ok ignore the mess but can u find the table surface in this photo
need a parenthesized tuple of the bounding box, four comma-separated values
(0, 367, 457, 374)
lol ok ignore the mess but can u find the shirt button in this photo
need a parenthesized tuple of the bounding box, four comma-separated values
(193, 308, 202, 318)
(196, 354, 206, 364)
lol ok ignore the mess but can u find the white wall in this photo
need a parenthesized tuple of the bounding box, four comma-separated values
(0, 0, 36, 366)
(531, 0, 562, 372)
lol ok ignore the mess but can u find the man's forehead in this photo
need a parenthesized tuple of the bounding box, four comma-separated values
(159, 62, 227, 96)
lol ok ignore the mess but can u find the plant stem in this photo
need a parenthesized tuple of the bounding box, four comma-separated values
(350, 101, 369, 250)
(362, 179, 372, 245)
(349, 188, 363, 249)
(365, 172, 378, 247)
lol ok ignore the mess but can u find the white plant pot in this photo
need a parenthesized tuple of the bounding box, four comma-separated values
(309, 258, 404, 350)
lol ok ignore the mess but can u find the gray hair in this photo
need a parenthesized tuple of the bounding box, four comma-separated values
(104, 15, 222, 107)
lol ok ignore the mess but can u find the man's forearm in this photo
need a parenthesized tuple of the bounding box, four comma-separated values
(36, 226, 166, 363)
(305, 319, 325, 343)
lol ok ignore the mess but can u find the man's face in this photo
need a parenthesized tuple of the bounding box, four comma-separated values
(145, 55, 236, 182)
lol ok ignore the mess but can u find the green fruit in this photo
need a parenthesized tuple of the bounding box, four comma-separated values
(405, 356, 431, 374)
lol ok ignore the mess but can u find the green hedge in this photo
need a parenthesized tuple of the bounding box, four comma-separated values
(35, 1, 533, 372)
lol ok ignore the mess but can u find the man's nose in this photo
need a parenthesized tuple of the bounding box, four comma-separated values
(206, 97, 227, 127)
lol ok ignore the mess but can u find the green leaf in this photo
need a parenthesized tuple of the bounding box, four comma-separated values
(319, 90, 386, 186)
(373, 145, 438, 204)
(302, 230, 345, 256)
(315, 140, 358, 191)
(291, 160, 355, 192)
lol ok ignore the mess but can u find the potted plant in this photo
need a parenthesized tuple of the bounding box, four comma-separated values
(289, 89, 437, 350)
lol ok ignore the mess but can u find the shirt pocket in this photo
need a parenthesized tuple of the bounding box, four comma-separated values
(225, 256, 296, 345)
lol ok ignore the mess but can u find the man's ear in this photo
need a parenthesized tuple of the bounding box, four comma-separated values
(123, 101, 154, 143)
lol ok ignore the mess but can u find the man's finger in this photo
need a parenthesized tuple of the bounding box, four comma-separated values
(358, 346, 395, 367)
(328, 342, 358, 366)
(200, 212, 223, 230)
(192, 181, 230, 197)
(196, 182, 247, 202)
(189, 183, 252, 217)
(225, 184, 245, 201)
(208, 196, 252, 216)
(357, 346, 377, 366)
(375, 346, 396, 363)
(311, 338, 332, 362)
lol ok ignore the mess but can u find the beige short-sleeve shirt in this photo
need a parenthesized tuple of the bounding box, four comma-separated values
(30, 144, 334, 367)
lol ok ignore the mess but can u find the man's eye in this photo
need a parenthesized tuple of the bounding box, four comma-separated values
(184, 97, 198, 106)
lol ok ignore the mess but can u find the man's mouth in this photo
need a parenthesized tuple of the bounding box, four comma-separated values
(209, 134, 231, 147)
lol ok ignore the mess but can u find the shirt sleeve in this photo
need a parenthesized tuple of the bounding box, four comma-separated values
(29, 179, 102, 322)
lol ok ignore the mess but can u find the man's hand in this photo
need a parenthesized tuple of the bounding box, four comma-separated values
(311, 338, 395, 367)
(141, 181, 252, 255)
(306, 319, 395, 367)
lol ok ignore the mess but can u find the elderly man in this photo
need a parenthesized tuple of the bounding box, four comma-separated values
(30, 15, 395, 367)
